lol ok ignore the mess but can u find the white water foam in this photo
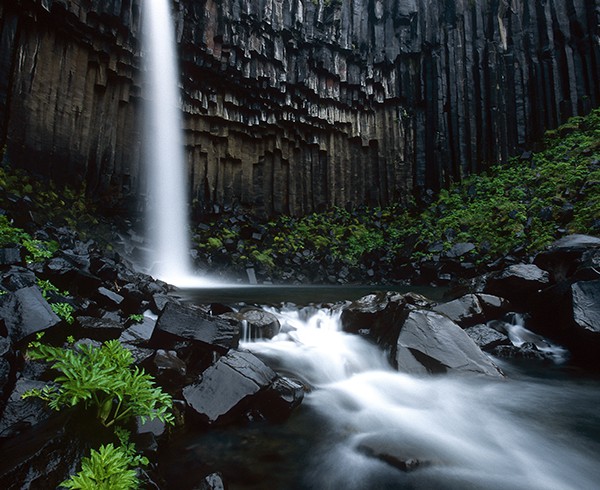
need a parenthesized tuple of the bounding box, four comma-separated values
(245, 306, 600, 490)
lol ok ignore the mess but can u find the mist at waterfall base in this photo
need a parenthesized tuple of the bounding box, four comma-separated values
(143, 0, 215, 288)
(160, 306, 600, 490)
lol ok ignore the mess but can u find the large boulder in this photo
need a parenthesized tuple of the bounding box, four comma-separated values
(464, 324, 511, 351)
(484, 264, 550, 308)
(0, 412, 84, 490)
(340, 292, 431, 345)
(151, 302, 239, 354)
(432, 294, 485, 328)
(534, 234, 600, 282)
(0, 379, 54, 438)
(182, 350, 277, 425)
(571, 280, 600, 334)
(224, 307, 281, 341)
(531, 279, 600, 368)
(0, 286, 61, 343)
(393, 310, 503, 377)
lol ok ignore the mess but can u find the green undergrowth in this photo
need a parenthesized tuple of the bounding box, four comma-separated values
(0, 214, 59, 262)
(194, 108, 600, 267)
(0, 163, 101, 236)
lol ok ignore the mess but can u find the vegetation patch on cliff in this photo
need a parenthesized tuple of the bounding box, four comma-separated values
(193, 108, 600, 278)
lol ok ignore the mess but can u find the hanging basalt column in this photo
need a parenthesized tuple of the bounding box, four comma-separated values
(0, 0, 598, 215)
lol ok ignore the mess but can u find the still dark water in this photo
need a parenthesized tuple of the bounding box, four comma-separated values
(159, 286, 600, 490)
(178, 284, 451, 306)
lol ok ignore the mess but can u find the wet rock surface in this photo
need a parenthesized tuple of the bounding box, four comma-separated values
(182, 350, 278, 425)
(394, 310, 503, 377)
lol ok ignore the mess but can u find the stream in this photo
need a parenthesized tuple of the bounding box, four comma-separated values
(160, 289, 600, 490)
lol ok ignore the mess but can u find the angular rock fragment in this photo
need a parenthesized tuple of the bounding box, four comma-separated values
(0, 286, 61, 343)
(152, 302, 239, 353)
(182, 350, 277, 425)
(394, 310, 502, 377)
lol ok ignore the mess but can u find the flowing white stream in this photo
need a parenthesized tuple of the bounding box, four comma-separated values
(244, 306, 600, 490)
(143, 0, 214, 287)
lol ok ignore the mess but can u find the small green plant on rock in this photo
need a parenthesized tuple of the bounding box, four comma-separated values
(36, 278, 75, 325)
(127, 313, 144, 324)
(0, 215, 58, 262)
(61, 428, 148, 490)
(22, 334, 174, 428)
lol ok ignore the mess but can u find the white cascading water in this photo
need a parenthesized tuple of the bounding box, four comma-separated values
(244, 307, 600, 490)
(143, 0, 213, 287)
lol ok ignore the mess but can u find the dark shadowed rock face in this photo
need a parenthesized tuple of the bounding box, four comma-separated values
(484, 264, 550, 308)
(534, 235, 600, 282)
(0, 1, 598, 214)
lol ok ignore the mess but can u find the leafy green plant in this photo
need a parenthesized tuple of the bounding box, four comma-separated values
(37, 278, 75, 324)
(127, 314, 144, 324)
(60, 436, 148, 490)
(51, 302, 75, 325)
(0, 215, 58, 262)
(22, 335, 174, 428)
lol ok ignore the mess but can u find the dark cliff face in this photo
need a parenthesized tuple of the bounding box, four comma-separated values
(0, 0, 598, 216)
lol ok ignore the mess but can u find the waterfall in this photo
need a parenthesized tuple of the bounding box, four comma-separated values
(143, 0, 213, 287)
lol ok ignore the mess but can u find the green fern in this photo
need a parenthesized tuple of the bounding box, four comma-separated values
(22, 335, 174, 427)
(60, 441, 146, 490)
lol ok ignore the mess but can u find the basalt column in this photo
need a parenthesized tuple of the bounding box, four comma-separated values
(0, 0, 598, 215)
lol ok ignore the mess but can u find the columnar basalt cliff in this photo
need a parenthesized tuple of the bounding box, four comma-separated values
(0, 0, 598, 215)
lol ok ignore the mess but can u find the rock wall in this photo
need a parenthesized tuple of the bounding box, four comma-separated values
(0, 0, 598, 215)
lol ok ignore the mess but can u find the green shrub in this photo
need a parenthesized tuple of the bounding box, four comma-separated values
(22, 335, 174, 428)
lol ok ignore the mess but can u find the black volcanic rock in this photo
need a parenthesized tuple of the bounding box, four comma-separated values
(182, 350, 277, 426)
(1, 1, 597, 215)
(0, 286, 61, 343)
(151, 302, 240, 353)
(484, 264, 550, 307)
(394, 310, 503, 377)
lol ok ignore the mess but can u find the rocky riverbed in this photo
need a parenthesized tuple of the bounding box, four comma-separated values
(0, 207, 599, 488)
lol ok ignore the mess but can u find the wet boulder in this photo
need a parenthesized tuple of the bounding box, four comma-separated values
(226, 307, 281, 341)
(484, 264, 550, 308)
(393, 310, 503, 377)
(531, 279, 600, 369)
(118, 316, 156, 345)
(464, 324, 511, 351)
(432, 294, 485, 328)
(341, 292, 431, 345)
(0, 247, 23, 266)
(0, 412, 83, 490)
(571, 280, 600, 334)
(475, 294, 512, 319)
(0, 379, 54, 438)
(0, 286, 61, 343)
(357, 431, 430, 473)
(94, 286, 125, 310)
(534, 234, 600, 282)
(43, 252, 101, 294)
(491, 343, 555, 363)
(77, 315, 125, 341)
(182, 350, 277, 425)
(256, 376, 305, 422)
(151, 302, 239, 354)
(0, 266, 36, 291)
